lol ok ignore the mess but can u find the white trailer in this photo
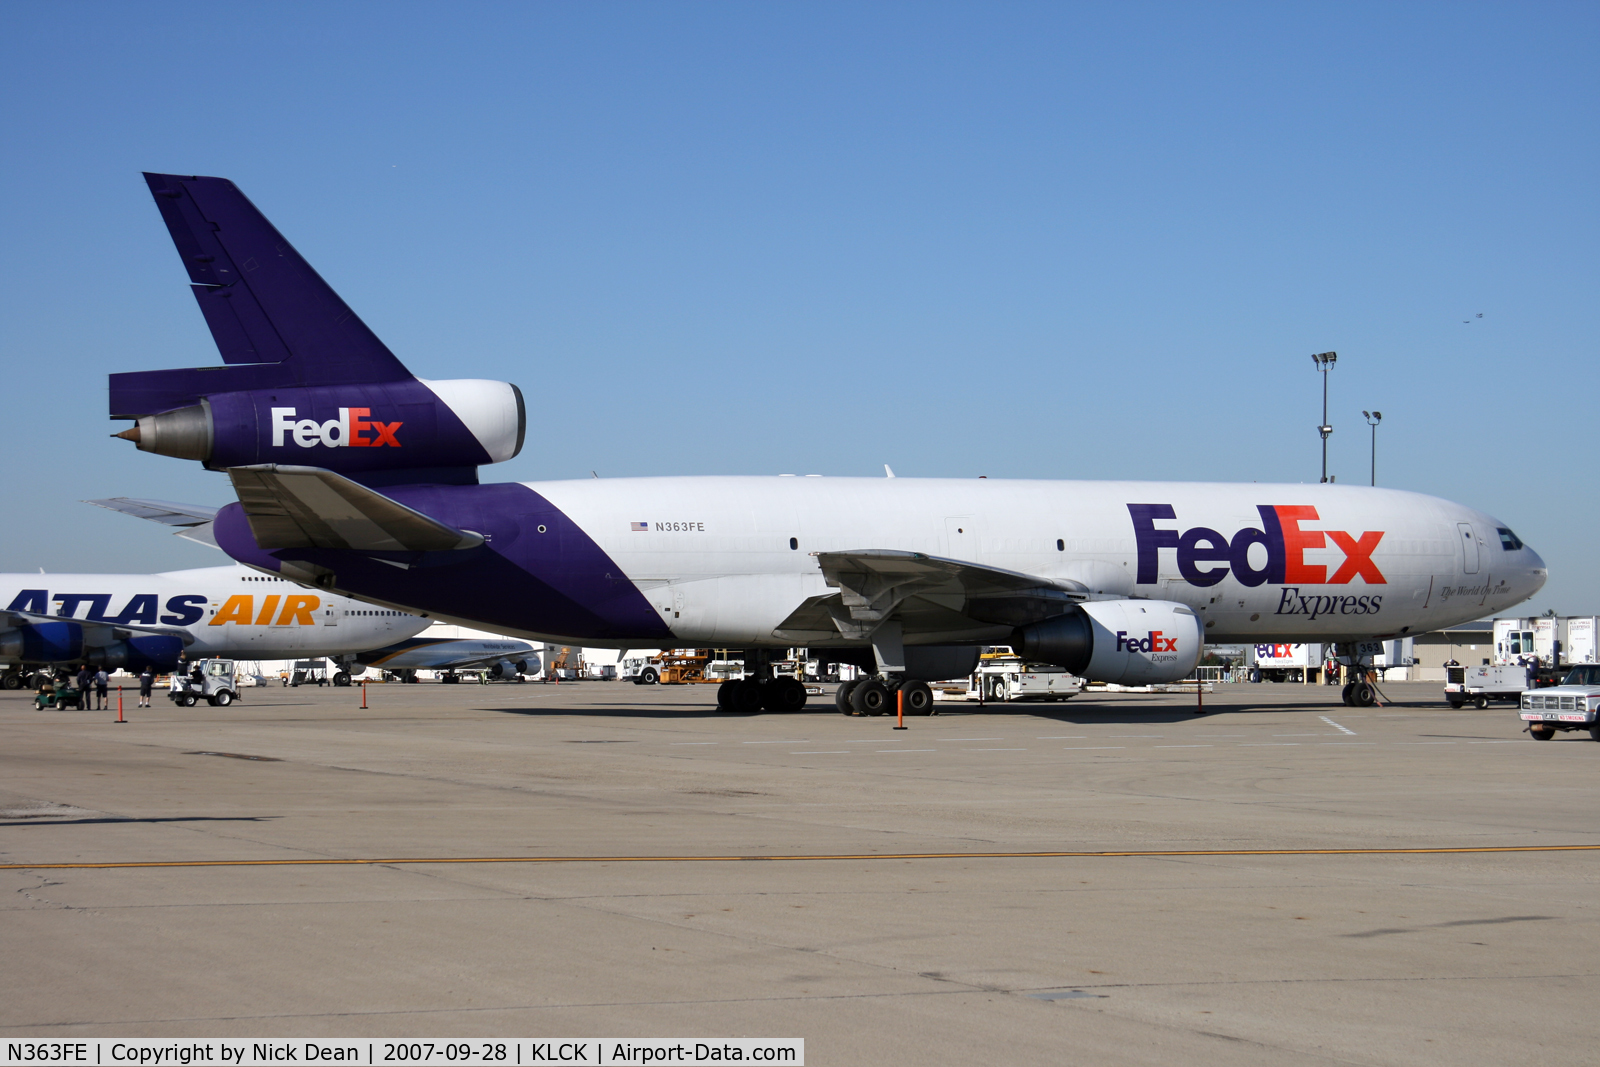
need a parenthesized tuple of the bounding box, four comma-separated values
(1246, 643, 1325, 683)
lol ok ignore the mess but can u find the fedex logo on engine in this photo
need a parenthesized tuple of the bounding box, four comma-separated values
(271, 407, 402, 449)
(1128, 504, 1385, 588)
(1117, 630, 1179, 654)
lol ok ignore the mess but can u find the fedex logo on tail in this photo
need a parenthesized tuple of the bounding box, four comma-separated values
(271, 408, 402, 449)
(1129, 504, 1385, 588)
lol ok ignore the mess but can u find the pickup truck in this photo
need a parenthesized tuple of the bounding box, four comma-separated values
(1519, 664, 1600, 740)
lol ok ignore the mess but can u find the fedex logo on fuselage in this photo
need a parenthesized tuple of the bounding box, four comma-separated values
(1128, 504, 1385, 588)
(271, 407, 402, 449)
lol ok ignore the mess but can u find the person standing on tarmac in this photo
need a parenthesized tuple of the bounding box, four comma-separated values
(75, 665, 93, 710)
(94, 668, 109, 710)
(138, 666, 154, 707)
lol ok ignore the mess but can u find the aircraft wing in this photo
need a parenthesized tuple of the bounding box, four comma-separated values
(353, 637, 534, 670)
(228, 465, 485, 552)
(775, 549, 1088, 642)
(84, 497, 222, 548)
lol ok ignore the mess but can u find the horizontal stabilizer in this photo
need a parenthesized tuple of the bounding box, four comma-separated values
(84, 497, 221, 548)
(228, 464, 484, 553)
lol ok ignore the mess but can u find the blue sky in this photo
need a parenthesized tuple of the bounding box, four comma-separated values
(1, 2, 1593, 617)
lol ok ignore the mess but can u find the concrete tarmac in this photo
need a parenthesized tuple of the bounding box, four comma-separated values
(1, 679, 1596, 1065)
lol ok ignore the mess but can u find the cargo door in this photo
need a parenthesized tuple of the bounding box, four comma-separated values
(1457, 523, 1480, 574)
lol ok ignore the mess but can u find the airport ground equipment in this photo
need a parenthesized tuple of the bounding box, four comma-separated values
(1446, 664, 1529, 709)
(168, 658, 240, 706)
(1518, 664, 1600, 740)
(967, 662, 1083, 702)
(104, 172, 1547, 713)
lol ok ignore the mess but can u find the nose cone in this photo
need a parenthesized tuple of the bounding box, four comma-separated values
(1522, 544, 1549, 598)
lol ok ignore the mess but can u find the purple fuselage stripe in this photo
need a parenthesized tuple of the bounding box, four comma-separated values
(213, 483, 674, 641)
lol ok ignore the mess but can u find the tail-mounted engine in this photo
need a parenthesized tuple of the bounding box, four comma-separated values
(1013, 599, 1202, 685)
(115, 379, 524, 476)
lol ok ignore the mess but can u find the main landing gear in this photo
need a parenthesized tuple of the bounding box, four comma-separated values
(717, 676, 808, 714)
(714, 650, 810, 713)
(835, 677, 935, 716)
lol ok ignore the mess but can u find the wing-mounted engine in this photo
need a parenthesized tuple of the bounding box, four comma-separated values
(0, 613, 188, 671)
(1013, 600, 1202, 685)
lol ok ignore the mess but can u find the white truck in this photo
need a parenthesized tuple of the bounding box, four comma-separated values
(1494, 616, 1599, 667)
(1444, 664, 1529, 708)
(1518, 664, 1600, 740)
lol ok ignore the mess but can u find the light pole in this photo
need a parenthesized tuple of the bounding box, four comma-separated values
(1311, 351, 1337, 482)
(1363, 410, 1382, 486)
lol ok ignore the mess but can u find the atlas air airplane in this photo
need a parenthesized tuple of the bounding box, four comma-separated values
(105, 173, 1547, 712)
(0, 560, 429, 687)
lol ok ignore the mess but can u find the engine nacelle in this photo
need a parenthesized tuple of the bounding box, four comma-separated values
(116, 379, 524, 476)
(87, 635, 187, 671)
(1013, 600, 1202, 685)
(0, 621, 84, 663)
(0, 626, 183, 670)
(488, 657, 535, 680)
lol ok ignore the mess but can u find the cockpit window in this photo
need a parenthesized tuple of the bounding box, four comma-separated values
(1497, 528, 1523, 551)
(1561, 666, 1600, 686)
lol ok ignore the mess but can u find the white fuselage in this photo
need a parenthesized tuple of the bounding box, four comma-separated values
(502, 476, 1544, 647)
(0, 564, 428, 661)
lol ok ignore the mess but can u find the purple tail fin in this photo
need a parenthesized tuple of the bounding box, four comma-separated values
(111, 174, 414, 417)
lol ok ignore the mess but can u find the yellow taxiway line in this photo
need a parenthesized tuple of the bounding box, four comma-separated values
(4, 844, 1600, 870)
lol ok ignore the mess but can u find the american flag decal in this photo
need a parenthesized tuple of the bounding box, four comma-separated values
(630, 521, 648, 531)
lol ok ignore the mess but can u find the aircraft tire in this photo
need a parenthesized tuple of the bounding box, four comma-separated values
(1474, 695, 1489, 710)
(725, 679, 763, 714)
(1352, 682, 1376, 707)
(764, 677, 807, 713)
(851, 679, 891, 716)
(900, 680, 934, 715)
(835, 680, 860, 715)
(716, 679, 738, 710)
(1340, 683, 1355, 706)
(333, 672, 351, 688)
(1530, 725, 1554, 740)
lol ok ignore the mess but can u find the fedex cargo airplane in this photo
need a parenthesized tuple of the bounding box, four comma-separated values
(105, 173, 1546, 713)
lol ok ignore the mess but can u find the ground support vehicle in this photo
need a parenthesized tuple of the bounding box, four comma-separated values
(168, 659, 240, 707)
(1445, 665, 1528, 708)
(966, 662, 1083, 702)
(1519, 665, 1600, 740)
